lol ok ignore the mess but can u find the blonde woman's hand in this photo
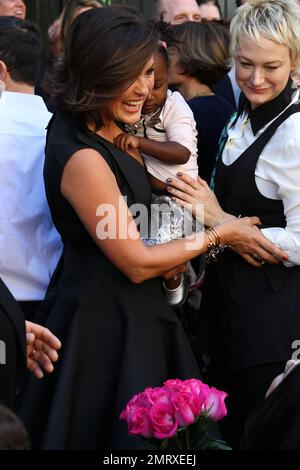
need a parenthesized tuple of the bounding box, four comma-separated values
(166, 173, 232, 227)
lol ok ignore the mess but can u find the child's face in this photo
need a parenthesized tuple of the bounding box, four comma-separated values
(142, 52, 168, 115)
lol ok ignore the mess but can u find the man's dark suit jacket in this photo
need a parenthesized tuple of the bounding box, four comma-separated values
(0, 279, 26, 408)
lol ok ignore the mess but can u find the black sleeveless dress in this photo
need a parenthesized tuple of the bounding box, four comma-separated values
(20, 111, 199, 450)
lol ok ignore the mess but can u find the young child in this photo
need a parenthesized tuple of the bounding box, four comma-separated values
(114, 46, 199, 307)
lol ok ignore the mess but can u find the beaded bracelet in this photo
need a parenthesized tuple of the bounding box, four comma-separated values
(205, 227, 225, 263)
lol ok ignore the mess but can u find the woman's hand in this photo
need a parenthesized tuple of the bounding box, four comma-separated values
(166, 173, 232, 227)
(167, 173, 288, 267)
(217, 217, 288, 267)
(25, 321, 62, 379)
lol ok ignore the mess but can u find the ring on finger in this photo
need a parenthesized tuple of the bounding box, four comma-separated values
(253, 254, 266, 264)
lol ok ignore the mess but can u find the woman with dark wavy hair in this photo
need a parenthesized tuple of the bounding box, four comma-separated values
(20, 6, 286, 450)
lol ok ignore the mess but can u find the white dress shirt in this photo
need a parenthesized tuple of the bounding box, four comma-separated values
(0, 91, 62, 300)
(228, 66, 241, 109)
(222, 90, 300, 267)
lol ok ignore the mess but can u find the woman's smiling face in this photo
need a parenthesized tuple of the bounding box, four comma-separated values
(103, 56, 155, 126)
(235, 36, 295, 109)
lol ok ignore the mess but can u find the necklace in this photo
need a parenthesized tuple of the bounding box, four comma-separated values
(190, 86, 215, 98)
(194, 90, 215, 97)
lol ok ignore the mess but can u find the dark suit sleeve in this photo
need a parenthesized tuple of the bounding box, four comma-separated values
(0, 280, 26, 408)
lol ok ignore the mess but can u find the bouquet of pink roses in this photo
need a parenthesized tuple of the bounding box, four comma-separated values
(120, 378, 231, 450)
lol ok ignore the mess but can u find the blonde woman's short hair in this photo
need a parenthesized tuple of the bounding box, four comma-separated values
(230, 0, 300, 67)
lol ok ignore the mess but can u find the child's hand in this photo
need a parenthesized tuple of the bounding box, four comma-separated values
(114, 133, 140, 154)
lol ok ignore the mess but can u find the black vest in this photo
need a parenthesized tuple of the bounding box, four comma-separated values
(199, 101, 300, 371)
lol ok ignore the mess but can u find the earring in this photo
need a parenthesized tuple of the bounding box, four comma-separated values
(0, 79, 6, 97)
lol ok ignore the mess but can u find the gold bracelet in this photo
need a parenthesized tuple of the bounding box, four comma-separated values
(207, 227, 221, 245)
(205, 227, 225, 263)
(205, 229, 216, 245)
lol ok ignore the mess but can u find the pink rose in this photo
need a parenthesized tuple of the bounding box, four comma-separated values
(149, 403, 178, 439)
(164, 379, 186, 392)
(171, 391, 195, 427)
(120, 404, 153, 438)
(185, 379, 210, 416)
(129, 389, 153, 409)
(184, 379, 204, 395)
(145, 387, 171, 406)
(205, 387, 228, 421)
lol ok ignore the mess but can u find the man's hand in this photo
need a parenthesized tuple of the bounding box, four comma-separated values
(25, 321, 61, 379)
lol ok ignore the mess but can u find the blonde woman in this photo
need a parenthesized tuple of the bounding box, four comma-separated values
(167, 0, 300, 448)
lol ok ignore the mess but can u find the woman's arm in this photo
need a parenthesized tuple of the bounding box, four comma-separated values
(256, 131, 300, 267)
(167, 172, 289, 267)
(61, 150, 287, 281)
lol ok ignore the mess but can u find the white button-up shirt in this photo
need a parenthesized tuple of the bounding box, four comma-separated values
(222, 90, 300, 267)
(0, 91, 62, 300)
